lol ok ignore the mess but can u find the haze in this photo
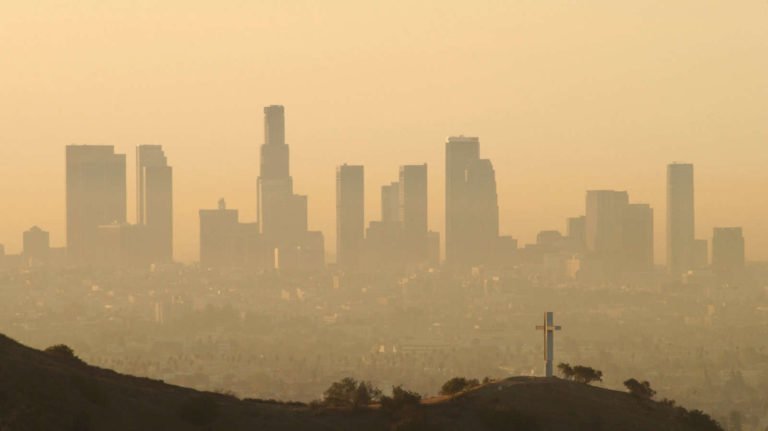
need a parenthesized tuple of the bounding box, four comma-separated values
(2, 0, 767, 262)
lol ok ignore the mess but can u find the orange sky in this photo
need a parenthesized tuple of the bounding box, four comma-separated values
(1, 0, 767, 263)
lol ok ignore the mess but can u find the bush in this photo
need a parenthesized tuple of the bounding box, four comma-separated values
(557, 363, 575, 380)
(439, 377, 480, 396)
(623, 378, 656, 399)
(45, 344, 77, 360)
(572, 366, 602, 385)
(380, 385, 421, 413)
(322, 377, 381, 409)
(178, 394, 220, 426)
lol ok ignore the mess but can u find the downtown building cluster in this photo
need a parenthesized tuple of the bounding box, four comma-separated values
(0, 105, 750, 281)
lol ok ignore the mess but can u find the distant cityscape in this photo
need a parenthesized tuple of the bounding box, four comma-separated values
(0, 105, 747, 282)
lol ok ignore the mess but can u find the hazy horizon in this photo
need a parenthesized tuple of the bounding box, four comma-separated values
(2, 0, 767, 263)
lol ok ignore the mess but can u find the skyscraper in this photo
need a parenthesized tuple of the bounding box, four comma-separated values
(443, 137, 500, 268)
(137, 145, 173, 263)
(667, 163, 694, 276)
(199, 199, 241, 268)
(623, 203, 654, 272)
(381, 182, 400, 223)
(66, 145, 126, 264)
(465, 158, 499, 266)
(585, 190, 629, 267)
(399, 165, 428, 234)
(567, 216, 586, 251)
(398, 164, 429, 264)
(257, 105, 324, 267)
(258, 105, 295, 243)
(712, 227, 745, 273)
(23, 226, 50, 264)
(336, 164, 364, 268)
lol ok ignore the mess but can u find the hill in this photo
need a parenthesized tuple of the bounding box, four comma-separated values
(0, 334, 721, 430)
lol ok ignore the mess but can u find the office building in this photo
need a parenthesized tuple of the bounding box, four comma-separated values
(22, 226, 50, 264)
(585, 190, 629, 256)
(199, 199, 241, 268)
(667, 163, 695, 276)
(712, 227, 745, 273)
(623, 203, 654, 272)
(399, 164, 429, 262)
(445, 136, 499, 267)
(66, 145, 126, 264)
(137, 145, 173, 263)
(257, 106, 323, 264)
(445, 136, 480, 265)
(566, 216, 586, 251)
(336, 164, 364, 268)
(381, 182, 400, 223)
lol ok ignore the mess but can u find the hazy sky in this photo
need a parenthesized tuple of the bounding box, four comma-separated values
(1, 0, 767, 263)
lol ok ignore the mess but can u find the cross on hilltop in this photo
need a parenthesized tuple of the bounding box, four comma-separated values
(535, 312, 562, 377)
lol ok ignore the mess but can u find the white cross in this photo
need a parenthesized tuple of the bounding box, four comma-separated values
(535, 311, 562, 377)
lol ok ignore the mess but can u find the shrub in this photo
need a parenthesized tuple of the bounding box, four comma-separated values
(557, 363, 575, 380)
(623, 378, 656, 400)
(322, 377, 381, 409)
(571, 366, 602, 385)
(178, 394, 220, 426)
(439, 377, 480, 396)
(45, 344, 77, 360)
(380, 385, 421, 413)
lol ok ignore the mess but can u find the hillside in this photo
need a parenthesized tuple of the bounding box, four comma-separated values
(0, 334, 722, 430)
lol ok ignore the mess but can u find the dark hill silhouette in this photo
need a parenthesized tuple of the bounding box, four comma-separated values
(0, 334, 721, 430)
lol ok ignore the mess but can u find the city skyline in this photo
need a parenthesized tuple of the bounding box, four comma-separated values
(1, 1, 767, 262)
(0, 130, 760, 267)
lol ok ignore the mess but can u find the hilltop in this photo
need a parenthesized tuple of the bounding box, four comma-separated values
(0, 333, 721, 430)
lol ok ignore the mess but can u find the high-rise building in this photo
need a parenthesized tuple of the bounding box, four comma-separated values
(381, 182, 400, 223)
(465, 158, 499, 265)
(567, 216, 586, 251)
(623, 203, 654, 272)
(199, 199, 241, 268)
(23, 226, 50, 264)
(336, 164, 364, 268)
(712, 227, 745, 273)
(399, 164, 428, 236)
(399, 164, 429, 263)
(261, 105, 289, 178)
(137, 145, 173, 263)
(259, 105, 294, 242)
(66, 145, 126, 264)
(445, 136, 499, 267)
(585, 190, 629, 272)
(445, 136, 480, 265)
(667, 163, 695, 276)
(257, 105, 324, 265)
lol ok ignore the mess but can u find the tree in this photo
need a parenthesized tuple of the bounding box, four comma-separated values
(557, 363, 575, 380)
(623, 378, 656, 399)
(571, 366, 602, 385)
(439, 377, 480, 396)
(322, 377, 381, 409)
(380, 385, 421, 413)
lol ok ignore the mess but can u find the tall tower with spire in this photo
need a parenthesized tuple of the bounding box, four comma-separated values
(257, 105, 324, 268)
